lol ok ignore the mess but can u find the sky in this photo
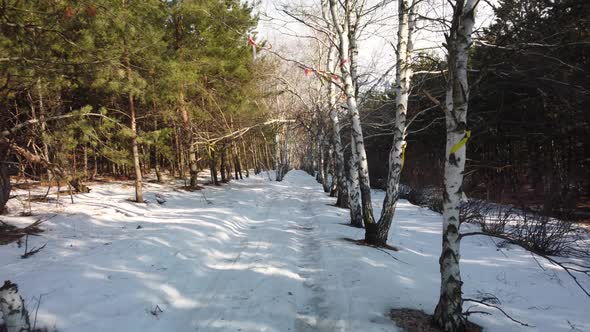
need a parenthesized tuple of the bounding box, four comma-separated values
(253, 0, 497, 90)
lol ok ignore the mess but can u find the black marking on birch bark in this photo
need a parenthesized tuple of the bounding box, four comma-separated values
(455, 183, 464, 196)
(454, 121, 467, 133)
(446, 223, 459, 234)
(449, 153, 459, 166)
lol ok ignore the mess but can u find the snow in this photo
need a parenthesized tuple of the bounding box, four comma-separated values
(1, 170, 589, 332)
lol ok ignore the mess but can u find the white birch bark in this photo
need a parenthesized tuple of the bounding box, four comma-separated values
(370, 0, 415, 245)
(329, 0, 375, 227)
(323, 0, 352, 210)
(434, 1, 478, 330)
(347, 128, 363, 226)
(321, 138, 331, 193)
(316, 134, 326, 188)
(0, 281, 30, 332)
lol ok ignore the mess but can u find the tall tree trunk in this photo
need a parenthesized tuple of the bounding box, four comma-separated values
(234, 143, 243, 180)
(178, 89, 199, 188)
(174, 124, 184, 178)
(282, 125, 289, 173)
(241, 139, 250, 177)
(125, 54, 143, 203)
(209, 147, 219, 186)
(262, 133, 273, 171)
(322, 140, 330, 193)
(92, 149, 98, 179)
(317, 135, 326, 185)
(274, 130, 283, 181)
(328, 146, 338, 197)
(0, 142, 11, 213)
(83, 145, 88, 179)
(368, 0, 415, 245)
(37, 78, 50, 181)
(153, 118, 163, 183)
(327, 69, 349, 207)
(220, 146, 228, 183)
(155, 149, 162, 183)
(252, 140, 260, 174)
(329, 0, 374, 227)
(348, 133, 364, 227)
(323, 0, 350, 208)
(433, 1, 477, 331)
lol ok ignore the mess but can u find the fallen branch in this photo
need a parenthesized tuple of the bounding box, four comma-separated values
(463, 297, 533, 327)
(1, 138, 89, 195)
(21, 234, 47, 259)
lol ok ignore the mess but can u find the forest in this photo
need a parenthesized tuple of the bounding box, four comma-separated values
(1, 0, 589, 332)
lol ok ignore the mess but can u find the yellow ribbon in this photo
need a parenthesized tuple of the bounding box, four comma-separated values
(207, 144, 216, 158)
(450, 130, 471, 155)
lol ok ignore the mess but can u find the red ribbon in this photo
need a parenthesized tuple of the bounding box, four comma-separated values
(247, 36, 257, 47)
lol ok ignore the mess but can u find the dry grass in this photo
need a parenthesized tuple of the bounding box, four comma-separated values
(390, 309, 482, 332)
(0, 219, 44, 245)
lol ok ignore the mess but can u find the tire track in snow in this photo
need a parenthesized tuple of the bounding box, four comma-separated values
(193, 179, 302, 331)
(295, 188, 349, 332)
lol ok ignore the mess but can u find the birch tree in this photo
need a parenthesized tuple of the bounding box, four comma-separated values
(433, 0, 478, 330)
(326, 42, 352, 210)
(320, 0, 358, 219)
(366, 0, 416, 245)
(329, 0, 376, 228)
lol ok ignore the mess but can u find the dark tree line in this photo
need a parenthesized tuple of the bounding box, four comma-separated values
(364, 0, 590, 219)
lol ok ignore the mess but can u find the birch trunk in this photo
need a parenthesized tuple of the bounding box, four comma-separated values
(348, 140, 363, 227)
(368, 0, 414, 245)
(0, 281, 30, 332)
(329, 0, 375, 227)
(317, 137, 325, 184)
(0, 142, 10, 212)
(326, 46, 350, 208)
(433, 1, 477, 330)
(328, 146, 337, 196)
(322, 142, 330, 193)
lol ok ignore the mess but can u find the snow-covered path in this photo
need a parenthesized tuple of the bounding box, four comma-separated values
(1, 171, 392, 332)
(1, 171, 589, 332)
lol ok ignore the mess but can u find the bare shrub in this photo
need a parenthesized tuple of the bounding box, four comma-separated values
(460, 200, 492, 225)
(460, 200, 512, 235)
(481, 206, 514, 236)
(399, 185, 443, 214)
(508, 208, 581, 257)
(460, 199, 587, 258)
